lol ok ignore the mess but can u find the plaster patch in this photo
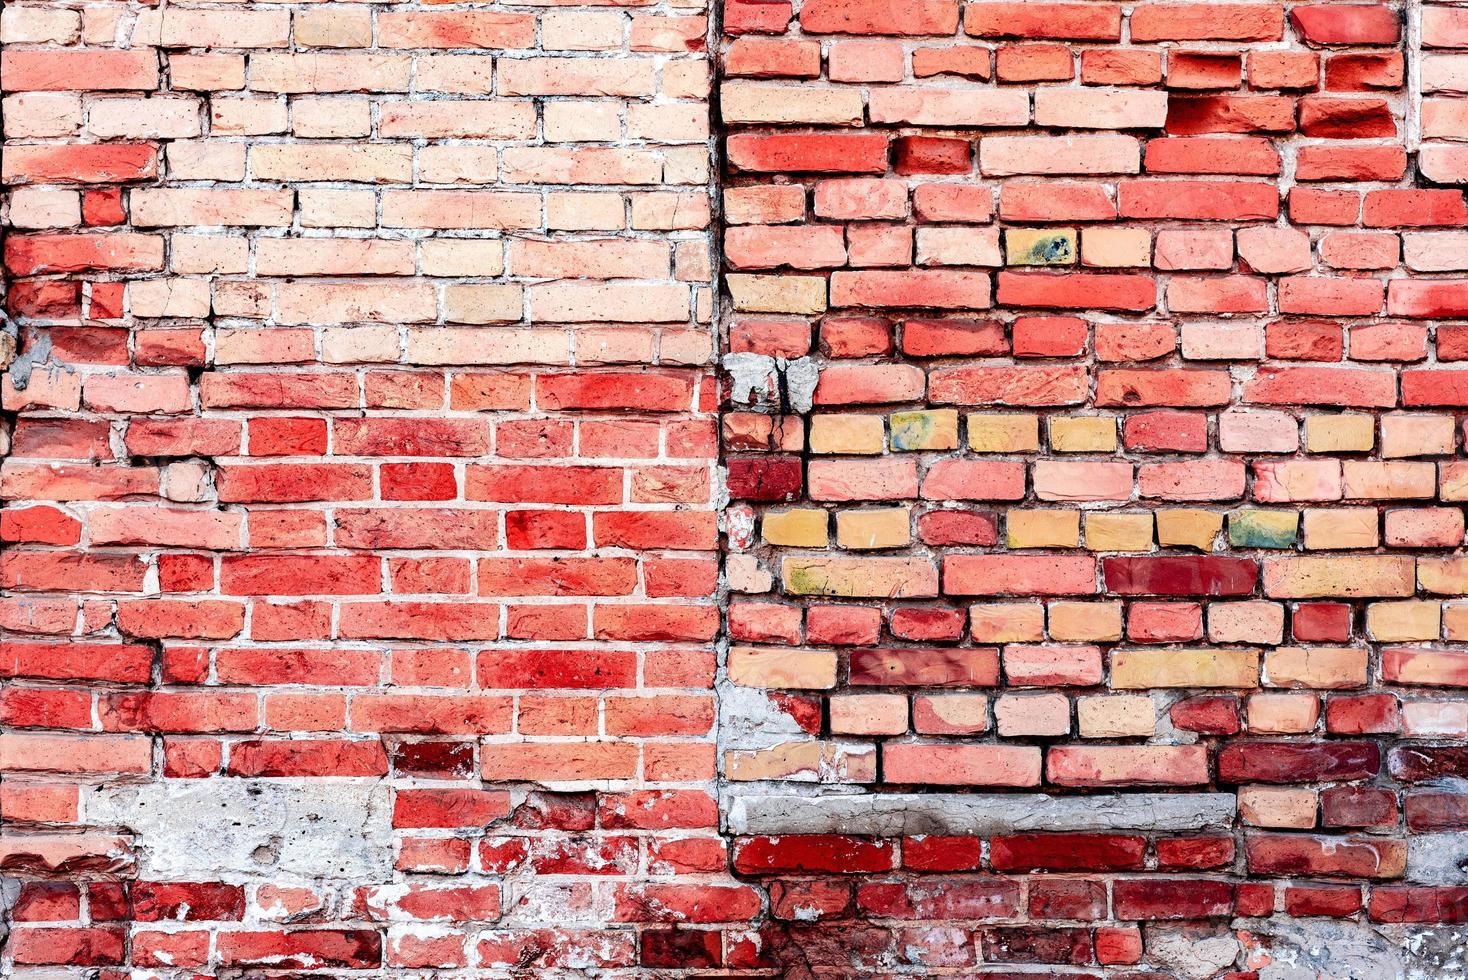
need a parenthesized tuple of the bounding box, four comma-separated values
(726, 791, 1237, 836)
(84, 779, 394, 879)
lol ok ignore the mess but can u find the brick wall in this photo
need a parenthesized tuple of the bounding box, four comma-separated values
(4, 0, 1468, 975)
(717, 0, 1468, 972)
(0, 0, 744, 971)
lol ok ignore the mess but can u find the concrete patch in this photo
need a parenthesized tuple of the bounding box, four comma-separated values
(725, 791, 1236, 835)
(1244, 919, 1404, 980)
(1407, 832, 1468, 884)
(85, 779, 394, 879)
(1146, 924, 1242, 980)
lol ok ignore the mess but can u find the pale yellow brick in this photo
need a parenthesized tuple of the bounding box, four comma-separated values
(663, 60, 710, 100)
(529, 282, 688, 322)
(1, 92, 83, 137)
(420, 240, 505, 278)
(968, 413, 1039, 453)
(1263, 646, 1369, 689)
(1367, 600, 1442, 642)
(729, 646, 836, 689)
(500, 58, 656, 98)
(809, 414, 885, 455)
(1085, 512, 1153, 551)
(1110, 648, 1260, 688)
(210, 97, 287, 136)
(889, 409, 959, 451)
(89, 97, 201, 139)
(321, 326, 400, 364)
(762, 509, 828, 547)
(275, 281, 435, 325)
(1156, 509, 1222, 550)
(416, 55, 495, 95)
(1083, 226, 1151, 267)
(969, 602, 1045, 642)
(837, 509, 911, 550)
(1445, 602, 1468, 640)
(635, 101, 709, 143)
(2, 6, 79, 43)
(1381, 413, 1455, 458)
(1345, 460, 1437, 500)
(1301, 508, 1379, 550)
(214, 282, 270, 318)
(6, 188, 78, 229)
(129, 279, 211, 318)
(1007, 509, 1080, 549)
(725, 741, 876, 782)
(1306, 414, 1374, 452)
(629, 104, 708, 145)
(781, 556, 938, 598)
(253, 144, 412, 183)
(1049, 601, 1123, 642)
(721, 82, 863, 126)
(171, 54, 245, 91)
(407, 328, 567, 366)
(915, 226, 1002, 266)
(1049, 416, 1117, 452)
(727, 274, 827, 314)
(443, 284, 524, 324)
(251, 53, 411, 94)
(631, 190, 710, 231)
(1264, 555, 1414, 598)
(256, 239, 414, 277)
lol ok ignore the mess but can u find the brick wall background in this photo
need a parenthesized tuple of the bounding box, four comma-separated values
(4, 0, 1468, 975)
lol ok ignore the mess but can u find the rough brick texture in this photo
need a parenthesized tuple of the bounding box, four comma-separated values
(1, 0, 732, 972)
(5, 0, 1468, 974)
(719, 0, 1468, 972)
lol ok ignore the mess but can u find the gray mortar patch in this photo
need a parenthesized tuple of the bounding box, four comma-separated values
(726, 791, 1236, 836)
(1246, 919, 1406, 979)
(721, 351, 777, 406)
(1403, 924, 1468, 979)
(84, 780, 394, 879)
(1407, 831, 1468, 884)
(5, 331, 52, 391)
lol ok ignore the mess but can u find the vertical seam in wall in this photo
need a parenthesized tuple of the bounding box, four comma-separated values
(706, 0, 733, 837)
(1408, 0, 1424, 159)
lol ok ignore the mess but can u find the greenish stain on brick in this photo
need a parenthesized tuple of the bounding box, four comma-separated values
(781, 557, 939, 598)
(890, 409, 958, 450)
(1005, 228, 1077, 266)
(1228, 509, 1298, 549)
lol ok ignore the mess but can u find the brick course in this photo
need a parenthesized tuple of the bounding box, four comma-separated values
(4, 0, 1468, 973)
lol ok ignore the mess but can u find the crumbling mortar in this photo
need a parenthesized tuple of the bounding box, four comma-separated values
(0, 877, 19, 963)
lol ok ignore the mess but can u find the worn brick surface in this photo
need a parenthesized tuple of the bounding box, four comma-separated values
(720, 0, 1468, 973)
(4, 0, 1468, 974)
(1, 0, 730, 971)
